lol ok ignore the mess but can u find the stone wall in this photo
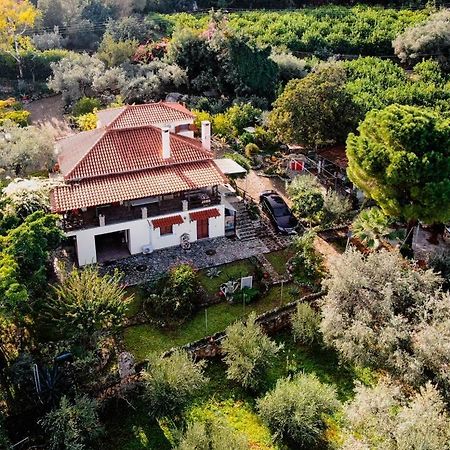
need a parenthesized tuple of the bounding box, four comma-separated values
(163, 290, 325, 359)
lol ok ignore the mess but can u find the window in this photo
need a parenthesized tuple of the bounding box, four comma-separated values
(160, 225, 173, 235)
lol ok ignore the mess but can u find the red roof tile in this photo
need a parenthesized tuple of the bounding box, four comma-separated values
(108, 102, 194, 129)
(59, 125, 212, 181)
(151, 215, 184, 229)
(51, 161, 225, 212)
(189, 208, 221, 221)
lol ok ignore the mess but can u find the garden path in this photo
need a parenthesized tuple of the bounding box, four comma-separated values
(24, 94, 73, 139)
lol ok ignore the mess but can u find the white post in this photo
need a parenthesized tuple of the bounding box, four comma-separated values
(201, 120, 211, 151)
(162, 126, 171, 159)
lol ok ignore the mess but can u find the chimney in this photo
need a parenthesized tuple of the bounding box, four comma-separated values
(201, 120, 211, 151)
(162, 126, 171, 159)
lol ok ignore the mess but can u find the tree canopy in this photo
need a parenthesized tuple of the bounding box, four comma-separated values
(269, 65, 359, 147)
(346, 104, 450, 224)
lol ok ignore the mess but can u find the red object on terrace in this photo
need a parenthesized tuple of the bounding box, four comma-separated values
(151, 215, 184, 229)
(189, 208, 221, 221)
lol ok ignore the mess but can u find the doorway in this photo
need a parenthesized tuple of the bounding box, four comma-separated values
(196, 218, 209, 239)
(95, 230, 130, 263)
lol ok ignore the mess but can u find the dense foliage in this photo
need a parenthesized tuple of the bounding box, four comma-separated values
(167, 7, 429, 56)
(142, 349, 207, 418)
(258, 373, 339, 447)
(39, 395, 103, 450)
(321, 249, 450, 391)
(347, 104, 450, 225)
(221, 312, 281, 390)
(46, 266, 129, 341)
(341, 380, 450, 449)
(394, 10, 450, 72)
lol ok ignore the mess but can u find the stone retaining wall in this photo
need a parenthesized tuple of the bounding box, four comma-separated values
(163, 290, 325, 359)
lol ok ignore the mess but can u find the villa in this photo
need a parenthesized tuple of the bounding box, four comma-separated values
(50, 102, 245, 266)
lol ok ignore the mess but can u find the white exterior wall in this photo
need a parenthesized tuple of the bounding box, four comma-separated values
(68, 204, 225, 266)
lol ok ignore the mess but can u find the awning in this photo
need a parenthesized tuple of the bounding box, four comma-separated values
(150, 215, 184, 229)
(190, 208, 221, 221)
(213, 158, 247, 175)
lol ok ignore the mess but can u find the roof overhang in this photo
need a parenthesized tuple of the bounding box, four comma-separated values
(213, 158, 247, 175)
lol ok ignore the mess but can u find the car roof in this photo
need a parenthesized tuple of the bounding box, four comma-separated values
(264, 193, 288, 208)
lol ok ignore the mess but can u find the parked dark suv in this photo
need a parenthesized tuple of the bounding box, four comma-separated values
(259, 190, 298, 235)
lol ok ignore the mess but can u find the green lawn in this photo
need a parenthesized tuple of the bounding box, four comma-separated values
(107, 330, 373, 450)
(123, 284, 297, 360)
(265, 247, 296, 275)
(198, 259, 256, 296)
(124, 286, 144, 318)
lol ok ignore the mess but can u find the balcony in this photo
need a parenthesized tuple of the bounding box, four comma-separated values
(61, 190, 221, 232)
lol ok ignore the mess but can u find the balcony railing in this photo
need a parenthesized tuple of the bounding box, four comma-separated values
(62, 191, 221, 232)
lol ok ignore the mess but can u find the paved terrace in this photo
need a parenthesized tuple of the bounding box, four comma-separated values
(99, 236, 270, 285)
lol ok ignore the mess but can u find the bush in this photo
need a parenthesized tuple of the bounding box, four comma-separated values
(222, 312, 281, 390)
(177, 419, 249, 450)
(142, 349, 207, 418)
(39, 395, 103, 450)
(429, 251, 450, 291)
(257, 373, 340, 447)
(287, 175, 324, 225)
(291, 302, 321, 345)
(76, 112, 97, 131)
(290, 231, 324, 287)
(72, 97, 102, 117)
(46, 266, 129, 341)
(143, 264, 199, 323)
(322, 190, 351, 226)
(244, 143, 260, 159)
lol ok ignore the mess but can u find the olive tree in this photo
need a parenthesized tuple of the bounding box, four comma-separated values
(257, 373, 340, 447)
(221, 312, 281, 390)
(177, 420, 249, 450)
(342, 380, 450, 450)
(393, 10, 450, 71)
(0, 121, 54, 176)
(142, 349, 207, 418)
(291, 302, 321, 345)
(320, 249, 448, 387)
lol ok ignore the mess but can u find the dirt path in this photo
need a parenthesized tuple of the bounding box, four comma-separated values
(24, 95, 73, 139)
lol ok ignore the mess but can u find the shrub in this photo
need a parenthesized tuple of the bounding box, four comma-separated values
(244, 143, 260, 159)
(76, 112, 97, 131)
(257, 373, 340, 446)
(72, 97, 101, 117)
(39, 395, 103, 450)
(322, 190, 351, 226)
(221, 312, 281, 390)
(429, 251, 450, 291)
(143, 263, 199, 322)
(290, 231, 324, 287)
(142, 349, 207, 418)
(177, 419, 249, 450)
(291, 302, 321, 345)
(287, 175, 324, 225)
(46, 266, 129, 341)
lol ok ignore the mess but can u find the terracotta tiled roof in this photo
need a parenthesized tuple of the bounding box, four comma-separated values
(151, 215, 184, 229)
(51, 160, 226, 212)
(59, 125, 212, 181)
(189, 208, 221, 221)
(108, 102, 194, 129)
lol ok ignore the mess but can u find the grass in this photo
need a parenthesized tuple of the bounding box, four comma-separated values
(198, 259, 256, 296)
(123, 283, 297, 360)
(108, 328, 374, 450)
(125, 286, 145, 318)
(265, 247, 296, 275)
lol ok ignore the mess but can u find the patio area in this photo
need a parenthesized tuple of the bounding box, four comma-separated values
(99, 236, 270, 285)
